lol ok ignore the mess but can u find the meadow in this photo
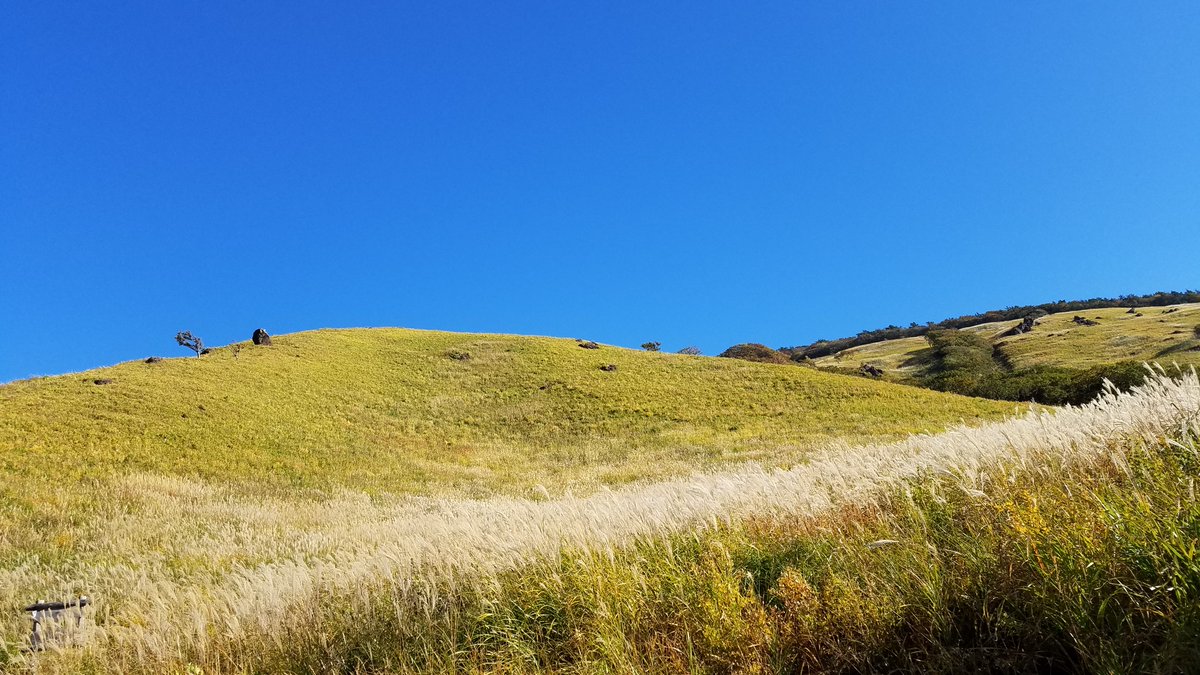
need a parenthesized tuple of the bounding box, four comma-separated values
(816, 302, 1200, 377)
(1, 362, 1197, 672)
(0, 328, 1009, 502)
(1, 328, 1014, 669)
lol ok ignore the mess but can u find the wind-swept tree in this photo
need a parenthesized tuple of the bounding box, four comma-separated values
(175, 331, 204, 358)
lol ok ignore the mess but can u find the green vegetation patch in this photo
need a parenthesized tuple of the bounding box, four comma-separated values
(717, 343, 792, 364)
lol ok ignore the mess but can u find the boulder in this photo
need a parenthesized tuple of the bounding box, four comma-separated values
(1003, 315, 1038, 336)
(859, 363, 884, 378)
(599, 364, 618, 372)
(252, 328, 272, 346)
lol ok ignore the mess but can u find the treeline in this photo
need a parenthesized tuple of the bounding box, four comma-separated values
(921, 330, 1151, 405)
(783, 290, 1200, 360)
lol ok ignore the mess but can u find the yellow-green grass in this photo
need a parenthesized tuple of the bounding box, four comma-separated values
(0, 328, 1012, 666)
(0, 328, 1010, 503)
(814, 335, 931, 373)
(814, 303, 1200, 377)
(6, 371, 1193, 672)
(996, 303, 1200, 369)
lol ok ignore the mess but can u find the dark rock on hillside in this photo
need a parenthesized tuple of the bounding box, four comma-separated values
(578, 341, 600, 350)
(599, 364, 618, 372)
(1003, 315, 1038, 337)
(144, 357, 162, 364)
(1127, 307, 1138, 314)
(252, 328, 272, 346)
(1072, 316, 1100, 326)
(93, 379, 114, 385)
(859, 363, 884, 378)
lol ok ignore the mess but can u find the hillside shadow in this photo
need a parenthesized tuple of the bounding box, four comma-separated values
(900, 347, 937, 372)
(1154, 341, 1200, 358)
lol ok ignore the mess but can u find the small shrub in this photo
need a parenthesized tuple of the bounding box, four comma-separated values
(641, 342, 661, 352)
(718, 343, 791, 364)
(578, 341, 600, 350)
(175, 331, 204, 358)
(446, 350, 471, 361)
(677, 346, 702, 356)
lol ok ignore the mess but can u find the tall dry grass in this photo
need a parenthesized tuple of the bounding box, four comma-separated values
(4, 367, 1198, 672)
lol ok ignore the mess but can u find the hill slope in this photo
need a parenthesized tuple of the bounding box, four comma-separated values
(815, 302, 1200, 377)
(0, 328, 1012, 501)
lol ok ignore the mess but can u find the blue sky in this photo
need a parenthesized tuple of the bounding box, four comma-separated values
(3, 2, 1199, 382)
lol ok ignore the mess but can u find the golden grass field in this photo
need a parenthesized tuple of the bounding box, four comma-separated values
(1, 361, 1195, 672)
(0, 328, 1011, 502)
(815, 302, 1200, 376)
(1, 328, 1018, 665)
(10, 327, 1200, 672)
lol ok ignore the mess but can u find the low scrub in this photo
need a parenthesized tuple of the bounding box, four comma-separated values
(719, 343, 792, 364)
(921, 329, 1157, 405)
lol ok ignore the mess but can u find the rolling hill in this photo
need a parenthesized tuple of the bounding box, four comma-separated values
(0, 328, 1011, 503)
(0, 336, 1195, 672)
(813, 302, 1200, 379)
(4, 326, 1200, 672)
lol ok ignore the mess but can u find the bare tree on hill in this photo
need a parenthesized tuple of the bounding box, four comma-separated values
(175, 331, 204, 358)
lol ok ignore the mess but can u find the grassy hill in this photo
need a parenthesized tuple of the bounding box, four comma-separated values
(3, 327, 1199, 673)
(4, 362, 1196, 673)
(0, 327, 1021, 669)
(814, 302, 1200, 378)
(1, 328, 1012, 503)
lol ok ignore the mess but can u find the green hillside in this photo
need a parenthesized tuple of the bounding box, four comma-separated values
(816, 302, 1200, 378)
(0, 328, 1011, 502)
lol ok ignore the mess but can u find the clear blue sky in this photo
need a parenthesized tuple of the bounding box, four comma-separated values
(3, 2, 1199, 382)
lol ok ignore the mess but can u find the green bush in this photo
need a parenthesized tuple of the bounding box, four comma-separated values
(919, 330, 1152, 405)
(719, 343, 792, 364)
(923, 330, 1001, 392)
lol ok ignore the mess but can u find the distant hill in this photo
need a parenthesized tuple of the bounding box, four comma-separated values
(0, 328, 1011, 503)
(784, 290, 1200, 360)
(810, 303, 1200, 404)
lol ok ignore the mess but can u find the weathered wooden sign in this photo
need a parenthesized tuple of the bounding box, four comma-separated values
(24, 596, 90, 651)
